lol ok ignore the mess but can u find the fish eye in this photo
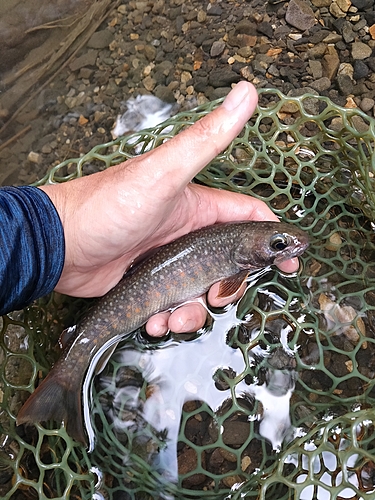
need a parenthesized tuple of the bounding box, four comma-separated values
(270, 234, 289, 251)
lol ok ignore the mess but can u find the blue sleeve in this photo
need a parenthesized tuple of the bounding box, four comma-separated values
(0, 186, 65, 315)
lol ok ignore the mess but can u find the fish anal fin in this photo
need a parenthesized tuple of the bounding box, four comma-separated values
(217, 271, 249, 299)
(16, 369, 87, 446)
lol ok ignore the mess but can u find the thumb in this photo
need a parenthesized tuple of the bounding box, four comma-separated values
(128, 82, 259, 193)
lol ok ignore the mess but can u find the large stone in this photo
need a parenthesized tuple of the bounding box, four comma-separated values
(352, 42, 372, 60)
(329, 2, 346, 18)
(342, 22, 355, 43)
(285, 0, 316, 31)
(353, 60, 369, 80)
(257, 21, 274, 38)
(336, 74, 354, 95)
(222, 421, 251, 446)
(336, 0, 351, 12)
(69, 49, 98, 71)
(309, 59, 323, 79)
(235, 19, 257, 36)
(322, 46, 340, 80)
(142, 76, 156, 91)
(87, 30, 114, 49)
(360, 97, 375, 112)
(310, 77, 331, 92)
(208, 66, 240, 87)
(210, 40, 226, 57)
(338, 62, 354, 79)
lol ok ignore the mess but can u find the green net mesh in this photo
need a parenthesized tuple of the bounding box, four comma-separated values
(2, 88, 375, 499)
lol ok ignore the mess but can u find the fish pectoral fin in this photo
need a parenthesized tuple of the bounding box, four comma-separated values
(216, 270, 250, 299)
(95, 342, 119, 375)
(58, 325, 78, 349)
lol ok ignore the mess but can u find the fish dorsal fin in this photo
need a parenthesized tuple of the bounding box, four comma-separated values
(217, 271, 250, 299)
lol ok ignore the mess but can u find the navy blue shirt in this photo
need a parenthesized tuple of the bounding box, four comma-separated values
(0, 186, 65, 315)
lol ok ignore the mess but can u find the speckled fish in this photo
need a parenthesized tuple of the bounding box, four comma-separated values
(17, 221, 309, 446)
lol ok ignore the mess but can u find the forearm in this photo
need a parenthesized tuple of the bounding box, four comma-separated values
(0, 186, 64, 315)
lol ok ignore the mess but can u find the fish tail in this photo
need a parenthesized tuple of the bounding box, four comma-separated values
(16, 370, 87, 446)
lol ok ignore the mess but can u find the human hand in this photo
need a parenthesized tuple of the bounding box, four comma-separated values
(39, 82, 299, 336)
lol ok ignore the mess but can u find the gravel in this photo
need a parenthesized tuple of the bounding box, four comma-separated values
(1, 0, 375, 186)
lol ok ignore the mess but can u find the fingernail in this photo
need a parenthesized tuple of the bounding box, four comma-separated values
(222, 81, 250, 111)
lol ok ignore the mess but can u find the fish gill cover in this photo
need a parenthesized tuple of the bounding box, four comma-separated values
(2, 88, 375, 499)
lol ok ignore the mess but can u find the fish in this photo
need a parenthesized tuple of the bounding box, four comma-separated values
(16, 221, 309, 446)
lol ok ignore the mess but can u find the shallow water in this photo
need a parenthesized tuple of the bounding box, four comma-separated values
(87, 267, 305, 496)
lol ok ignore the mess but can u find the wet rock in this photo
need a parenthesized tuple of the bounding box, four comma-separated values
(235, 20, 258, 36)
(308, 42, 328, 58)
(336, 0, 352, 12)
(285, 0, 316, 31)
(352, 42, 372, 60)
(252, 59, 267, 75)
(309, 60, 323, 79)
(267, 348, 297, 369)
(219, 448, 237, 463)
(257, 21, 274, 38)
(210, 40, 226, 57)
(365, 12, 375, 26)
(193, 75, 209, 92)
(144, 44, 157, 61)
(336, 74, 354, 95)
(197, 9, 207, 22)
(360, 97, 375, 112)
(310, 77, 331, 92)
(330, 1, 349, 18)
(267, 63, 280, 76)
(338, 62, 354, 78)
(153, 85, 175, 103)
(353, 60, 370, 80)
(322, 33, 342, 44)
(322, 46, 340, 80)
(27, 151, 42, 164)
(366, 57, 375, 72)
(209, 448, 225, 469)
(353, 19, 368, 32)
(222, 420, 250, 446)
(79, 68, 94, 80)
(178, 447, 207, 487)
(342, 22, 355, 43)
(70, 49, 98, 71)
(207, 3, 223, 15)
(208, 66, 240, 87)
(309, 29, 330, 44)
(87, 30, 114, 49)
(142, 76, 156, 91)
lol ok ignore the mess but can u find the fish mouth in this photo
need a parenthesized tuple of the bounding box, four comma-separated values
(274, 237, 309, 265)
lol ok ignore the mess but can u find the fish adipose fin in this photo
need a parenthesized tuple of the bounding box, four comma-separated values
(17, 370, 87, 446)
(217, 271, 250, 298)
